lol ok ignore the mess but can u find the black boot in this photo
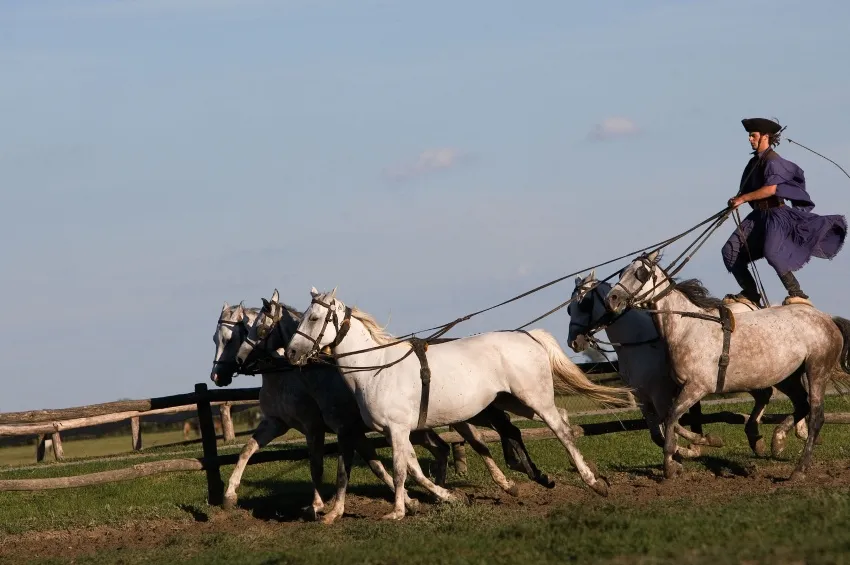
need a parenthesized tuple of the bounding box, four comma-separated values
(779, 272, 810, 303)
(725, 265, 763, 307)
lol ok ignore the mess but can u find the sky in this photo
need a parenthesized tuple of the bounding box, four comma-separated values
(2, 0, 850, 412)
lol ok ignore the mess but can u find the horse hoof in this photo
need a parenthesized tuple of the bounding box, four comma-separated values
(705, 433, 724, 448)
(301, 506, 321, 522)
(222, 495, 238, 511)
(506, 483, 520, 497)
(752, 438, 767, 457)
(381, 510, 406, 521)
(404, 498, 421, 515)
(771, 435, 787, 458)
(664, 461, 683, 480)
(536, 473, 556, 489)
(321, 510, 342, 525)
(590, 478, 609, 497)
(789, 470, 806, 482)
(450, 490, 472, 506)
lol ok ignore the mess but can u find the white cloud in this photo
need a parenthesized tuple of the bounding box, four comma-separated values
(587, 117, 641, 141)
(383, 147, 466, 182)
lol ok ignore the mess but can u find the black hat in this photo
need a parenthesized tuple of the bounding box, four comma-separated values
(741, 118, 781, 135)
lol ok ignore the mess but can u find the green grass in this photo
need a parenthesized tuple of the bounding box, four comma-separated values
(4, 396, 850, 563)
(27, 487, 850, 565)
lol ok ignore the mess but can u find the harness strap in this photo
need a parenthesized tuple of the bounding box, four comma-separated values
(408, 337, 432, 429)
(716, 304, 735, 393)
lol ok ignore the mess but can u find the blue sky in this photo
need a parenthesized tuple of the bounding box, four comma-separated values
(2, 0, 850, 412)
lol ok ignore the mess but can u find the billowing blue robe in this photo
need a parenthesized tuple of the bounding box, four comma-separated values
(722, 149, 847, 275)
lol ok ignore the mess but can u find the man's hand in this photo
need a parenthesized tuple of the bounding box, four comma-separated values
(728, 196, 745, 208)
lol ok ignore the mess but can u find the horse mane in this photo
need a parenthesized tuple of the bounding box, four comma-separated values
(672, 278, 724, 310)
(350, 306, 402, 346)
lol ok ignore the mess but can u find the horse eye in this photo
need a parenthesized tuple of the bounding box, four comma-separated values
(309, 315, 320, 322)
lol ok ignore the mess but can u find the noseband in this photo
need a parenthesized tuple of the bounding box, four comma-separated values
(612, 254, 676, 310)
(295, 296, 352, 360)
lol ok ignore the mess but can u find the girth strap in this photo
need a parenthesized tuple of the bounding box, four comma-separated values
(716, 304, 735, 393)
(409, 337, 432, 430)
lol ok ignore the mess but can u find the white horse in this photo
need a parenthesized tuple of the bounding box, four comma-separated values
(285, 287, 635, 520)
(233, 290, 560, 499)
(567, 270, 807, 458)
(605, 251, 850, 481)
(211, 302, 449, 523)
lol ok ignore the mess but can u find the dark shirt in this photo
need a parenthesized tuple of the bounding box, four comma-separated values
(739, 149, 814, 210)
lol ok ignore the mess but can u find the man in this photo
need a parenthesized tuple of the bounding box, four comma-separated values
(722, 117, 847, 307)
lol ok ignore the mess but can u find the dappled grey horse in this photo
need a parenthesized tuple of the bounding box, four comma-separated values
(606, 251, 850, 481)
(567, 270, 806, 458)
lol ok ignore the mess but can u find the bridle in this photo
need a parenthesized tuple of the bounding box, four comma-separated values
(294, 294, 352, 361)
(234, 301, 289, 366)
(213, 315, 247, 374)
(611, 253, 677, 311)
(569, 282, 620, 340)
(569, 278, 660, 350)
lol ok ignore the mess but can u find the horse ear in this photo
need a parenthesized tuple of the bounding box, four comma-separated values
(261, 297, 270, 309)
(588, 269, 596, 280)
(234, 302, 245, 319)
(329, 286, 337, 299)
(647, 250, 659, 263)
(574, 275, 583, 286)
(271, 289, 279, 303)
(222, 301, 230, 312)
(310, 286, 319, 297)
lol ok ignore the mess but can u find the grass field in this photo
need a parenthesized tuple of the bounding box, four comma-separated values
(3, 396, 850, 564)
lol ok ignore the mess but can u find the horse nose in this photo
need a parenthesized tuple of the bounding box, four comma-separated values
(607, 292, 621, 312)
(210, 372, 218, 383)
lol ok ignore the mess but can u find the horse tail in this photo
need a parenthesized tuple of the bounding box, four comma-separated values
(526, 329, 634, 409)
(831, 316, 850, 374)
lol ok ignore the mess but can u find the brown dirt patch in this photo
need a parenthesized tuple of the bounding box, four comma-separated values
(3, 458, 850, 563)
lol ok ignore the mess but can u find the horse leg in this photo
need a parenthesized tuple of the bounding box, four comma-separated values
(771, 369, 809, 458)
(468, 406, 554, 488)
(663, 383, 706, 480)
(791, 366, 827, 480)
(303, 427, 327, 521)
(321, 428, 357, 525)
(352, 435, 421, 514)
(645, 391, 703, 458)
(409, 429, 450, 486)
(223, 418, 286, 510)
(744, 387, 773, 457)
(450, 422, 519, 496)
(383, 427, 458, 521)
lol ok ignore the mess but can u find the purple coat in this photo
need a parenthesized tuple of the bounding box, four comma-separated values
(722, 149, 847, 274)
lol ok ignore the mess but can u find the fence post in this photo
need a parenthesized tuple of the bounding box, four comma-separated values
(195, 383, 223, 506)
(51, 432, 64, 461)
(220, 403, 236, 444)
(35, 434, 49, 463)
(131, 417, 142, 451)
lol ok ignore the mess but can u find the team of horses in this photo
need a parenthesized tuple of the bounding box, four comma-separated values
(210, 250, 850, 522)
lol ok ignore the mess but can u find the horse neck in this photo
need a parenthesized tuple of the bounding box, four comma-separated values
(651, 287, 709, 342)
(596, 300, 657, 345)
(330, 316, 402, 382)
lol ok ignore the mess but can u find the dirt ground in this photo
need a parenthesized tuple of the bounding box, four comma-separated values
(3, 457, 849, 563)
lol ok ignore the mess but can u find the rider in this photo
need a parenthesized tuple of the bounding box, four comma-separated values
(722, 117, 847, 308)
